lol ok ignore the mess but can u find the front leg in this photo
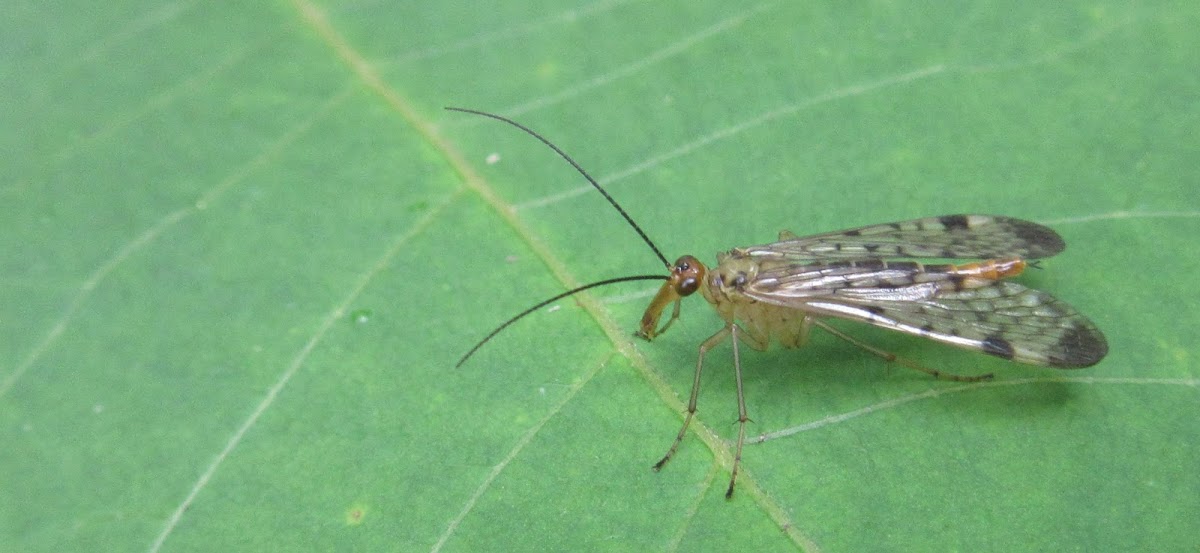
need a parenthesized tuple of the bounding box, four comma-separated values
(736, 320, 770, 351)
(726, 324, 751, 499)
(653, 325, 731, 474)
(651, 323, 758, 499)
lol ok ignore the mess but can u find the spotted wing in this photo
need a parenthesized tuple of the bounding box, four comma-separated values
(739, 214, 1065, 261)
(741, 262, 1107, 368)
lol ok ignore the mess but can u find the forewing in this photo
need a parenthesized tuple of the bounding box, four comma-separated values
(741, 215, 1065, 261)
(744, 269, 1106, 368)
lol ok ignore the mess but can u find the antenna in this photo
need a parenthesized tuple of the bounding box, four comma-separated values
(446, 107, 672, 366)
(445, 107, 669, 268)
(454, 275, 665, 368)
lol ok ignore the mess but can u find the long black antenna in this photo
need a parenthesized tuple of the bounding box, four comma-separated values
(447, 107, 675, 367)
(455, 275, 666, 368)
(445, 107, 670, 268)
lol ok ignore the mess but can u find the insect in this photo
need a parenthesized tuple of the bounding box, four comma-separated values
(447, 107, 1108, 499)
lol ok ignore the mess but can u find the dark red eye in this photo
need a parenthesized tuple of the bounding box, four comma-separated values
(678, 276, 698, 295)
(670, 255, 704, 296)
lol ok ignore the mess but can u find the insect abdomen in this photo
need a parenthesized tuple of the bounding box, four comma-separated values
(930, 257, 1026, 289)
(748, 258, 1027, 294)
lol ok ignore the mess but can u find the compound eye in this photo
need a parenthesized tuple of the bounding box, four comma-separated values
(670, 255, 704, 297)
(677, 276, 698, 295)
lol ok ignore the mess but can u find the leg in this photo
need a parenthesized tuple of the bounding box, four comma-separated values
(726, 324, 751, 499)
(812, 320, 993, 382)
(653, 326, 731, 473)
(651, 299, 682, 338)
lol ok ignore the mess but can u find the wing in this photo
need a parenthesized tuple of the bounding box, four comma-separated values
(739, 214, 1065, 261)
(742, 262, 1107, 368)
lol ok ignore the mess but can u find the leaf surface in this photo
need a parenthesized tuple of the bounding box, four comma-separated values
(3, 1, 1197, 551)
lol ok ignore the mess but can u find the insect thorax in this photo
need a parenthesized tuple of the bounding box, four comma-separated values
(703, 252, 812, 349)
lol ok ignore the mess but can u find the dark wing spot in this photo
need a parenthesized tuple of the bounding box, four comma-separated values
(1047, 325, 1109, 368)
(1007, 218, 1066, 258)
(864, 244, 880, 253)
(844, 229, 861, 237)
(865, 305, 886, 315)
(948, 274, 966, 290)
(888, 223, 902, 230)
(939, 214, 970, 231)
(981, 335, 1015, 360)
(920, 323, 936, 334)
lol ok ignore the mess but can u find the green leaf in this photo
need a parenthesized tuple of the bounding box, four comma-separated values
(3, 1, 1197, 551)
